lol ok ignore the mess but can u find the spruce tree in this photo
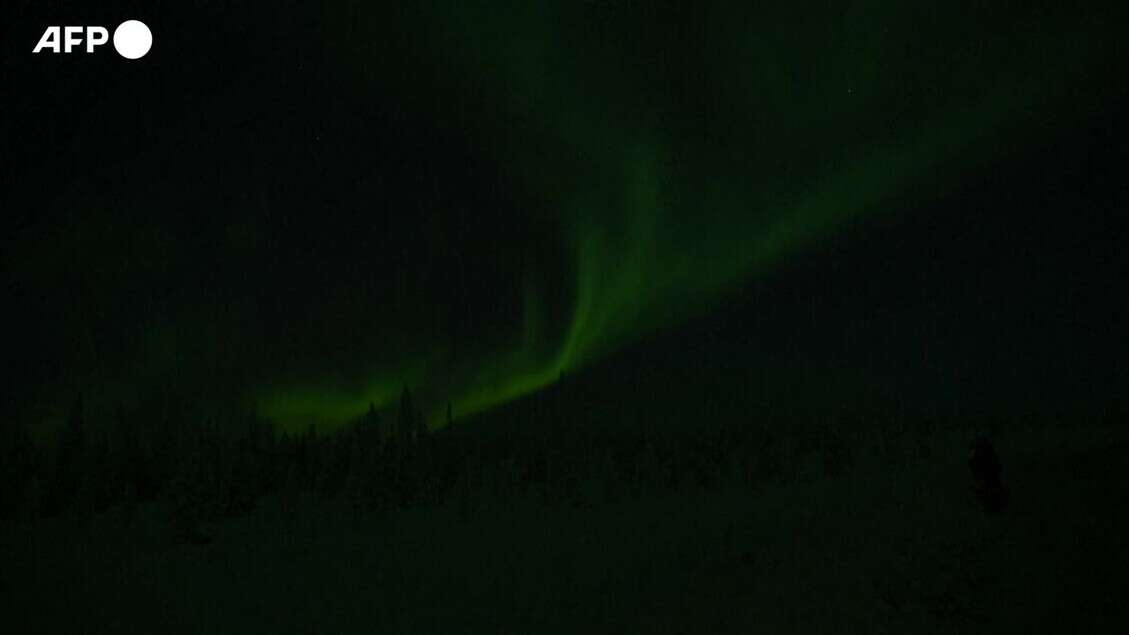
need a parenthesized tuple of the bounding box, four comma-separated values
(397, 386, 418, 444)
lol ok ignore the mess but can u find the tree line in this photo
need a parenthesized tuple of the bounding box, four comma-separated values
(1, 384, 959, 541)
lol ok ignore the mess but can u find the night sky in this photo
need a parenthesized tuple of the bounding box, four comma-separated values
(3, 2, 1127, 434)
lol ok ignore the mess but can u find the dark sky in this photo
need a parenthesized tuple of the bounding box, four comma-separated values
(3, 2, 1127, 432)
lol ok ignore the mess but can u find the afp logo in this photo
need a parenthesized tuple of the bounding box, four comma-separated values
(33, 20, 152, 59)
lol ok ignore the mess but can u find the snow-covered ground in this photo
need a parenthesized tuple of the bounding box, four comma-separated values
(4, 422, 1125, 633)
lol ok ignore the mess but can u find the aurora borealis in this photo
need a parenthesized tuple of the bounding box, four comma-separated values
(3, 1, 1126, 433)
(7, 7, 1129, 633)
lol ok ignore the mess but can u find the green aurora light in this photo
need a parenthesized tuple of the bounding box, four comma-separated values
(247, 2, 1114, 431)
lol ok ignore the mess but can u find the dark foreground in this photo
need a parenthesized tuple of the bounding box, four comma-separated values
(3, 424, 1125, 634)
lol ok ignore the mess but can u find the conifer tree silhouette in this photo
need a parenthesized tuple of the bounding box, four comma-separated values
(397, 386, 419, 444)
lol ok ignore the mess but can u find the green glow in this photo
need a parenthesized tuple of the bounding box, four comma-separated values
(262, 3, 1112, 430)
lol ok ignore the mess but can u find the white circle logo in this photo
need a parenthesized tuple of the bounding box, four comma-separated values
(113, 20, 151, 59)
